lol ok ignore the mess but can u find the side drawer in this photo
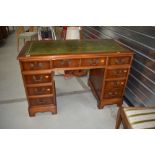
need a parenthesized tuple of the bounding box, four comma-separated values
(21, 61, 51, 71)
(106, 68, 128, 79)
(53, 59, 80, 68)
(104, 80, 126, 90)
(103, 89, 123, 99)
(27, 85, 52, 96)
(108, 56, 131, 66)
(24, 73, 52, 84)
(29, 97, 55, 106)
(81, 57, 106, 67)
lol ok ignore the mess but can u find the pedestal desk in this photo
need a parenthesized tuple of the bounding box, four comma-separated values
(17, 39, 133, 117)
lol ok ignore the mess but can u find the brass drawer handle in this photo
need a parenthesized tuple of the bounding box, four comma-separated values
(108, 91, 118, 96)
(112, 81, 120, 88)
(60, 60, 72, 66)
(34, 87, 51, 94)
(113, 70, 127, 75)
(38, 99, 46, 104)
(88, 59, 99, 65)
(32, 75, 43, 82)
(113, 70, 122, 74)
(100, 59, 105, 63)
(121, 82, 124, 85)
(30, 62, 43, 69)
(34, 88, 45, 93)
(115, 58, 126, 64)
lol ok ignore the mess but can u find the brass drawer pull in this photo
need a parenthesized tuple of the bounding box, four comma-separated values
(88, 59, 99, 65)
(60, 60, 72, 66)
(115, 58, 126, 64)
(32, 75, 43, 82)
(30, 62, 43, 69)
(38, 99, 46, 104)
(113, 70, 127, 75)
(108, 91, 118, 96)
(121, 82, 124, 85)
(100, 59, 105, 63)
(112, 81, 120, 88)
(34, 88, 45, 93)
(34, 88, 51, 93)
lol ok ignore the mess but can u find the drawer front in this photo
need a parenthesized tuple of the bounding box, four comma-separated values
(24, 74, 52, 84)
(22, 61, 50, 71)
(104, 80, 126, 90)
(103, 89, 123, 99)
(29, 97, 54, 106)
(106, 69, 128, 79)
(27, 86, 52, 96)
(81, 57, 106, 67)
(53, 59, 80, 68)
(108, 56, 131, 66)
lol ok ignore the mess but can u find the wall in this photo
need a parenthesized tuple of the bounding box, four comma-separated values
(82, 26, 155, 106)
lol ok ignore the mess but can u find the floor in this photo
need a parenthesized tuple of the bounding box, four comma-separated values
(0, 28, 124, 129)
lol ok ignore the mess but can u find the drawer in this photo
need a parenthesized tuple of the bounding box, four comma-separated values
(27, 85, 52, 96)
(24, 74, 52, 84)
(53, 59, 80, 68)
(22, 61, 50, 71)
(29, 97, 54, 106)
(103, 89, 123, 99)
(108, 56, 131, 66)
(106, 69, 128, 79)
(81, 57, 106, 67)
(104, 80, 126, 90)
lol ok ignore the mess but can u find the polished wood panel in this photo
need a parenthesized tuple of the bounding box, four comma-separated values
(29, 104, 57, 116)
(89, 68, 104, 99)
(22, 61, 50, 71)
(29, 97, 54, 106)
(53, 59, 80, 68)
(27, 85, 52, 96)
(103, 89, 123, 99)
(104, 80, 125, 90)
(24, 74, 52, 84)
(108, 56, 131, 66)
(106, 69, 128, 79)
(81, 57, 106, 67)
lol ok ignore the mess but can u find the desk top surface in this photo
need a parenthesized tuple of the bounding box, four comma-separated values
(19, 39, 132, 57)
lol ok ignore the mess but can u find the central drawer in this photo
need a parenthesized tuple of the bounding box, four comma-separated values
(53, 59, 80, 68)
(81, 57, 106, 67)
(24, 73, 52, 84)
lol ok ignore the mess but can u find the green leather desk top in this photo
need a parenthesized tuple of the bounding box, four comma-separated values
(24, 39, 130, 56)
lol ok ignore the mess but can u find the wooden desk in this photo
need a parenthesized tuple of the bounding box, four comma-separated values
(17, 39, 133, 117)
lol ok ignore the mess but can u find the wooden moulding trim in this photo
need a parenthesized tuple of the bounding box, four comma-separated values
(53, 66, 106, 71)
(104, 77, 129, 81)
(22, 70, 53, 75)
(26, 82, 53, 87)
(101, 98, 123, 105)
(28, 94, 53, 99)
(17, 51, 133, 60)
(107, 65, 131, 69)
(29, 105, 57, 113)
